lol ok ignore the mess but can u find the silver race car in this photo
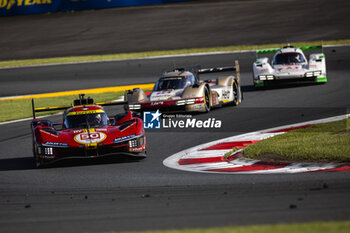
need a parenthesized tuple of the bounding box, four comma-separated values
(126, 61, 242, 113)
(253, 45, 327, 87)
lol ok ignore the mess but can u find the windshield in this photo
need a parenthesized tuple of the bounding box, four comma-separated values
(64, 113, 108, 129)
(154, 77, 191, 91)
(274, 53, 305, 65)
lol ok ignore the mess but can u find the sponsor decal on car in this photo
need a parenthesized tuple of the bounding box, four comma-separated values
(95, 128, 107, 132)
(74, 132, 107, 144)
(151, 101, 164, 106)
(276, 71, 290, 75)
(130, 147, 145, 152)
(113, 134, 136, 143)
(67, 109, 104, 116)
(43, 142, 69, 147)
(40, 155, 55, 159)
(73, 129, 84, 134)
(222, 90, 230, 99)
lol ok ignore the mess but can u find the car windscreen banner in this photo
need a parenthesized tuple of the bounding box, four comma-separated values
(0, 0, 191, 16)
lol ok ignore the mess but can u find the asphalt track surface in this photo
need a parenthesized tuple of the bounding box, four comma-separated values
(1, 46, 350, 233)
(1, 0, 350, 61)
(1, 1, 350, 233)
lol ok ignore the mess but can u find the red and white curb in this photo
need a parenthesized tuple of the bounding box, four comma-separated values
(163, 115, 350, 174)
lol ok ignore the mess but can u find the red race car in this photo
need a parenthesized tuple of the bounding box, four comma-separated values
(31, 94, 146, 168)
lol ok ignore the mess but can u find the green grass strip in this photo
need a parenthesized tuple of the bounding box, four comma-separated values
(0, 83, 154, 101)
(224, 148, 238, 158)
(1, 39, 349, 68)
(0, 92, 124, 122)
(243, 118, 350, 163)
(257, 45, 323, 54)
(113, 221, 350, 233)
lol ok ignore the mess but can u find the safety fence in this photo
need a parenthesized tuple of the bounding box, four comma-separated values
(0, 0, 191, 16)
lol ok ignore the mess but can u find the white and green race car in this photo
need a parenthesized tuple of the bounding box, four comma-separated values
(253, 45, 327, 88)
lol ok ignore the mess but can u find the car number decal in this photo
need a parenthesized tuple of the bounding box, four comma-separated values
(74, 132, 107, 144)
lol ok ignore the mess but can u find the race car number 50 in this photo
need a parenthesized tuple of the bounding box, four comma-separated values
(74, 132, 107, 144)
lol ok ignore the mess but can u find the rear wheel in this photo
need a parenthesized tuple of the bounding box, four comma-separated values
(204, 87, 211, 112)
(232, 81, 241, 106)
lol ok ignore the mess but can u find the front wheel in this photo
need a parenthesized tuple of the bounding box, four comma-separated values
(32, 142, 45, 168)
(33, 154, 44, 168)
(34, 158, 44, 168)
(204, 87, 211, 112)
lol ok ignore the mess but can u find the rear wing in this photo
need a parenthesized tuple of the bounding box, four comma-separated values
(198, 65, 236, 74)
(256, 45, 323, 55)
(199, 60, 240, 85)
(32, 94, 127, 119)
(173, 60, 240, 84)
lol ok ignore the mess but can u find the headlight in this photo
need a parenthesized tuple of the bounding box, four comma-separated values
(305, 72, 314, 77)
(38, 146, 53, 155)
(185, 99, 196, 104)
(259, 75, 267, 80)
(129, 134, 144, 148)
(305, 71, 322, 77)
(175, 100, 186, 106)
(313, 71, 322, 76)
(129, 104, 141, 110)
(266, 75, 274, 80)
(176, 99, 196, 105)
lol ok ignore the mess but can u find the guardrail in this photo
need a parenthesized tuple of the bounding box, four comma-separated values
(0, 0, 192, 17)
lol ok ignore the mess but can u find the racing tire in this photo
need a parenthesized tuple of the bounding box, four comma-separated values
(232, 81, 241, 106)
(253, 75, 265, 89)
(126, 152, 147, 161)
(33, 142, 44, 168)
(135, 152, 147, 160)
(204, 86, 211, 112)
(34, 158, 44, 168)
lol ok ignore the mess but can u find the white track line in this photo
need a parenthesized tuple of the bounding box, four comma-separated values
(0, 113, 61, 126)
